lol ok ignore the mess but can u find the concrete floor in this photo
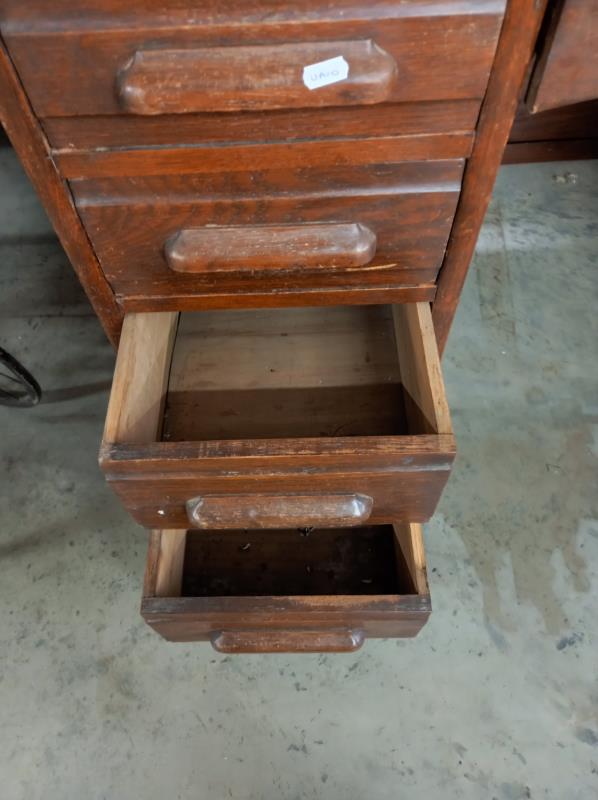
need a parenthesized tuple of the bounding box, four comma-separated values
(0, 146, 597, 799)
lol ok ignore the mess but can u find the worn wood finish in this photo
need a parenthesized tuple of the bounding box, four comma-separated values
(503, 138, 598, 163)
(143, 528, 185, 598)
(142, 528, 187, 598)
(120, 283, 438, 313)
(165, 223, 377, 274)
(393, 303, 452, 435)
(433, 0, 549, 354)
(106, 436, 456, 471)
(42, 100, 481, 150)
(57, 134, 472, 180)
(0, 0, 501, 29)
(0, 36, 122, 346)
(2, 2, 505, 121)
(527, 0, 598, 113)
(141, 523, 431, 648)
(103, 312, 178, 444)
(211, 629, 366, 654)
(100, 305, 455, 529)
(100, 438, 456, 528)
(117, 40, 397, 115)
(72, 160, 463, 302)
(394, 520, 428, 595)
(186, 492, 374, 529)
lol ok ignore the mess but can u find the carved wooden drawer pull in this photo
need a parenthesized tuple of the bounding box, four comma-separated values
(186, 493, 374, 529)
(211, 629, 365, 654)
(165, 222, 377, 273)
(117, 40, 397, 114)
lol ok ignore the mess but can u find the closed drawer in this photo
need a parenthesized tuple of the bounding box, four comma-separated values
(100, 303, 455, 529)
(142, 522, 431, 650)
(3, 1, 505, 143)
(72, 160, 463, 307)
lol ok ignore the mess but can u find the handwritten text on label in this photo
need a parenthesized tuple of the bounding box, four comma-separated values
(302, 56, 349, 90)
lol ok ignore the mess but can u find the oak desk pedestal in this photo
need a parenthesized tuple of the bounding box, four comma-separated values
(1, 0, 568, 652)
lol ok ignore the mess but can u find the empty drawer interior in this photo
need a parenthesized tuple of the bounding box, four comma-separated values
(159, 304, 448, 441)
(101, 302, 453, 528)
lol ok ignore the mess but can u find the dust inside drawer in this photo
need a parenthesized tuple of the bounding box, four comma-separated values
(142, 522, 431, 650)
(182, 526, 402, 597)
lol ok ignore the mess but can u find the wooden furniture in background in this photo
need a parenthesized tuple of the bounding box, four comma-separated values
(505, 100, 598, 163)
(527, 0, 598, 113)
(504, 0, 598, 163)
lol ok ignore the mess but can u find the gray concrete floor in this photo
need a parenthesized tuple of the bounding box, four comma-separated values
(0, 147, 597, 800)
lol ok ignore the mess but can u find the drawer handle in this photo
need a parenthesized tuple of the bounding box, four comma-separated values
(165, 223, 377, 274)
(186, 493, 373, 529)
(117, 40, 397, 115)
(211, 629, 365, 654)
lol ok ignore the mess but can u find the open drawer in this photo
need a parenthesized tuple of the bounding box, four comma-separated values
(100, 303, 455, 529)
(142, 522, 431, 651)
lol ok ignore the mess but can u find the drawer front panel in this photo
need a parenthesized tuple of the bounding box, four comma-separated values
(4, 1, 505, 126)
(142, 524, 431, 649)
(147, 615, 428, 646)
(73, 160, 463, 300)
(102, 454, 455, 528)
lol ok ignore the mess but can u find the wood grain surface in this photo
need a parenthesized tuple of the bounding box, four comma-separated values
(57, 134, 472, 179)
(42, 100, 480, 150)
(185, 492, 374, 529)
(100, 304, 455, 528)
(0, 35, 122, 345)
(527, 0, 598, 113)
(117, 40, 397, 114)
(118, 284, 437, 313)
(141, 522, 431, 648)
(164, 223, 378, 274)
(72, 160, 463, 302)
(3, 2, 505, 120)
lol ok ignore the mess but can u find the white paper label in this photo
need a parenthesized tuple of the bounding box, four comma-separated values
(302, 56, 349, 90)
